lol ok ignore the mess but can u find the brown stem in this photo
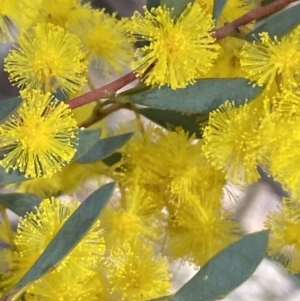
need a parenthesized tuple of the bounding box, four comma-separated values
(78, 102, 131, 128)
(67, 71, 137, 109)
(214, 0, 298, 40)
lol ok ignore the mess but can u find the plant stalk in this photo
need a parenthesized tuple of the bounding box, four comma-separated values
(213, 0, 298, 39)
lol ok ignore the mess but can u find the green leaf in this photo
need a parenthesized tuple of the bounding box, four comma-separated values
(71, 129, 101, 162)
(147, 0, 161, 9)
(0, 97, 22, 123)
(119, 82, 152, 97)
(138, 108, 208, 138)
(213, 0, 228, 20)
(128, 78, 263, 113)
(246, 3, 300, 41)
(0, 193, 41, 216)
(161, 0, 194, 17)
(76, 133, 133, 163)
(102, 152, 122, 167)
(53, 88, 67, 102)
(6, 182, 115, 296)
(171, 231, 268, 301)
(0, 167, 27, 185)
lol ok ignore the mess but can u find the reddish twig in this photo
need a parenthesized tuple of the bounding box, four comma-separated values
(67, 71, 137, 109)
(214, 0, 299, 40)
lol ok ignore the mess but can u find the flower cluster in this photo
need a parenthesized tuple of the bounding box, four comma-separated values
(1, 0, 300, 299)
(0, 196, 171, 301)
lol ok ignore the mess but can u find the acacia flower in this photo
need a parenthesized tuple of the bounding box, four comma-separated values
(17, 161, 109, 198)
(202, 101, 262, 184)
(258, 91, 300, 196)
(170, 157, 225, 206)
(0, 221, 10, 245)
(0, 0, 19, 41)
(128, 3, 219, 89)
(205, 37, 246, 78)
(153, 129, 225, 204)
(3, 197, 105, 288)
(120, 125, 171, 191)
(197, 0, 256, 25)
(254, 96, 280, 165)
(35, 0, 91, 30)
(27, 268, 105, 301)
(276, 88, 300, 118)
(0, 0, 36, 42)
(101, 184, 161, 248)
(74, 9, 133, 77)
(166, 197, 239, 265)
(219, 0, 256, 24)
(240, 28, 300, 89)
(4, 23, 87, 95)
(0, 90, 78, 178)
(269, 116, 300, 198)
(121, 125, 225, 204)
(265, 199, 300, 273)
(107, 239, 171, 301)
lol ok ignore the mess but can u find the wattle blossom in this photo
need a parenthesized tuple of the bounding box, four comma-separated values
(0, 90, 78, 178)
(241, 28, 300, 89)
(128, 3, 219, 89)
(5, 23, 87, 95)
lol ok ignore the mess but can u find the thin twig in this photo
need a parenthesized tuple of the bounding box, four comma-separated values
(67, 71, 137, 109)
(213, 0, 298, 40)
